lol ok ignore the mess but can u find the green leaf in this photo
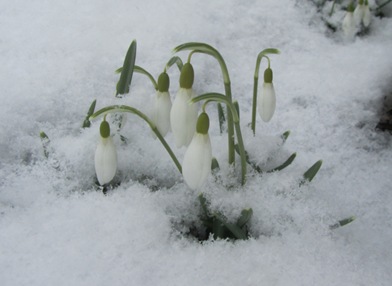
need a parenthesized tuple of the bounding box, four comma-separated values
(211, 157, 220, 172)
(267, 153, 297, 173)
(301, 160, 323, 185)
(330, 216, 356, 230)
(82, 99, 96, 128)
(236, 208, 253, 228)
(233, 101, 240, 121)
(212, 218, 227, 239)
(40, 131, 50, 158)
(198, 193, 210, 217)
(214, 213, 248, 240)
(217, 102, 225, 134)
(281, 130, 291, 143)
(116, 40, 137, 96)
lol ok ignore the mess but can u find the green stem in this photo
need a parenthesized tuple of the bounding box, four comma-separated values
(90, 105, 182, 173)
(233, 121, 247, 185)
(173, 42, 235, 164)
(251, 77, 258, 135)
(225, 83, 235, 165)
(116, 65, 158, 90)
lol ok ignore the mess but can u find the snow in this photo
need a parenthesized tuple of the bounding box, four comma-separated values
(1, 0, 392, 285)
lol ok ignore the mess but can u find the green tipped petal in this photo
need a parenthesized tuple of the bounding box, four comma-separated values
(100, 121, 110, 138)
(158, 72, 170, 92)
(196, 112, 210, 134)
(180, 63, 194, 89)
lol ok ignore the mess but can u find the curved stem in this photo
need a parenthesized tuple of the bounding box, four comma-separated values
(174, 42, 235, 164)
(165, 56, 183, 72)
(234, 122, 247, 185)
(116, 65, 158, 90)
(90, 105, 182, 173)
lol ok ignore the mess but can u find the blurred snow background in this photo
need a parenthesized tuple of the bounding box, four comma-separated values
(1, 0, 392, 285)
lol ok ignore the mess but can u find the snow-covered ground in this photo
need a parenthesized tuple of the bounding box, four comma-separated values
(1, 0, 392, 285)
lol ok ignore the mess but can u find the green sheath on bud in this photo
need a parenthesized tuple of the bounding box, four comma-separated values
(196, 112, 210, 134)
(100, 120, 111, 138)
(158, 72, 170, 92)
(180, 63, 194, 89)
(264, 68, 273, 83)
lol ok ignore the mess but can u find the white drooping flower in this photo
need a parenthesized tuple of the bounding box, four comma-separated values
(353, 0, 365, 26)
(342, 10, 356, 40)
(95, 120, 117, 185)
(257, 67, 276, 122)
(170, 62, 198, 147)
(151, 72, 172, 137)
(182, 112, 212, 190)
(362, 1, 371, 27)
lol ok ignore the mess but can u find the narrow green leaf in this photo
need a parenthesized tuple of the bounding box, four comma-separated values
(330, 216, 356, 230)
(82, 99, 96, 128)
(40, 131, 50, 159)
(116, 40, 137, 96)
(281, 130, 291, 143)
(218, 103, 225, 134)
(233, 101, 240, 121)
(234, 144, 250, 163)
(267, 153, 297, 173)
(301, 160, 323, 185)
(198, 193, 210, 217)
(214, 213, 247, 240)
(212, 218, 227, 239)
(211, 157, 220, 172)
(236, 208, 253, 228)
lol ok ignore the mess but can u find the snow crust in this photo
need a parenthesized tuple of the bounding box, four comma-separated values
(1, 0, 392, 285)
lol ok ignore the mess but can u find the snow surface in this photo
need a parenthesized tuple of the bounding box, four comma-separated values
(1, 0, 392, 285)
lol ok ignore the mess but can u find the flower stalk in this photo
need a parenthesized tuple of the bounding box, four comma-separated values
(90, 105, 182, 173)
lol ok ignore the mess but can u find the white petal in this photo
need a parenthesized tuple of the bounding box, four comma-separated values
(363, 6, 371, 27)
(342, 12, 356, 40)
(257, 82, 276, 122)
(353, 5, 364, 26)
(170, 88, 198, 148)
(151, 91, 172, 137)
(95, 137, 117, 185)
(182, 133, 212, 190)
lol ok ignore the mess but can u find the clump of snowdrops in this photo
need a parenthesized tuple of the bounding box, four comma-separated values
(311, 0, 391, 41)
(42, 41, 354, 240)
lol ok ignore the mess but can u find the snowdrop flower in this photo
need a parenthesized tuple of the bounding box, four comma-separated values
(182, 112, 212, 190)
(362, 0, 371, 27)
(353, 0, 365, 26)
(151, 72, 172, 137)
(170, 63, 198, 147)
(257, 67, 276, 122)
(342, 4, 356, 40)
(95, 120, 117, 185)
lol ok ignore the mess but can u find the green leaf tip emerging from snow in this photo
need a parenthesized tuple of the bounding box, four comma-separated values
(116, 40, 137, 96)
(301, 160, 323, 185)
